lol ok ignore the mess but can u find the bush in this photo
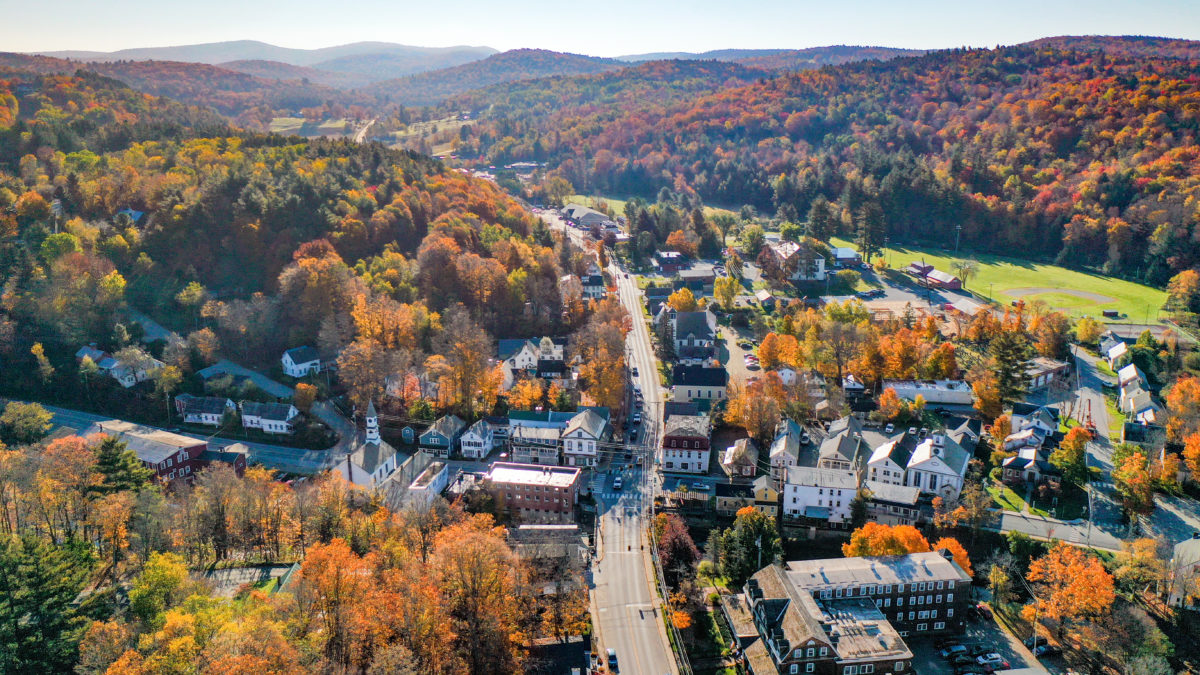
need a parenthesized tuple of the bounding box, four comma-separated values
(707, 591, 721, 606)
(1185, 352, 1200, 371)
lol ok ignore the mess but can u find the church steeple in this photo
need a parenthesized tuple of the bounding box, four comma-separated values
(365, 399, 380, 445)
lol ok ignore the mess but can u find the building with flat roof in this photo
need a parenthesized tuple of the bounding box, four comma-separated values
(485, 462, 582, 524)
(881, 379, 974, 406)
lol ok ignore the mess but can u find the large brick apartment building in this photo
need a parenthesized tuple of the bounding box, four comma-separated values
(726, 550, 971, 675)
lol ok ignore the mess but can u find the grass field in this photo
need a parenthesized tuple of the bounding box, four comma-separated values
(568, 194, 737, 220)
(831, 237, 1168, 323)
(268, 117, 306, 134)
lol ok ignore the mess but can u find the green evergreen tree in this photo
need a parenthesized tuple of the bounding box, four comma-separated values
(91, 436, 154, 495)
(717, 508, 783, 584)
(807, 195, 835, 242)
(990, 331, 1032, 402)
(0, 535, 95, 672)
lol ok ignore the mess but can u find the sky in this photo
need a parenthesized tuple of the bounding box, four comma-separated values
(3, 0, 1199, 57)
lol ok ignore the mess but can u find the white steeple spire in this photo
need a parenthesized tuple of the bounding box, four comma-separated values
(365, 399, 380, 445)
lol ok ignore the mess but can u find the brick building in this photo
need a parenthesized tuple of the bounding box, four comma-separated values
(485, 462, 582, 524)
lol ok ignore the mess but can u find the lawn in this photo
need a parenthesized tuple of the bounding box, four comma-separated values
(568, 194, 737, 221)
(830, 237, 1168, 324)
(988, 484, 1029, 514)
(1031, 483, 1089, 520)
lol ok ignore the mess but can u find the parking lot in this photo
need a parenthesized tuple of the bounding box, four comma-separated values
(908, 611, 1054, 675)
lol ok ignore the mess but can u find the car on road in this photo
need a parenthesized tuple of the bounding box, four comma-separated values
(631, 367, 639, 377)
(976, 654, 1009, 670)
(738, 341, 753, 349)
(607, 648, 618, 671)
(629, 429, 638, 442)
(800, 430, 812, 444)
(940, 645, 969, 659)
(1033, 644, 1061, 657)
(612, 478, 623, 491)
(884, 423, 895, 433)
(691, 482, 710, 490)
(974, 603, 993, 619)
(631, 413, 642, 425)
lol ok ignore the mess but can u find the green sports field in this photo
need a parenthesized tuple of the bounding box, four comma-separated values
(831, 238, 1168, 324)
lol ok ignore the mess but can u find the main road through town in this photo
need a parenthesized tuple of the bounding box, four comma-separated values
(545, 212, 677, 674)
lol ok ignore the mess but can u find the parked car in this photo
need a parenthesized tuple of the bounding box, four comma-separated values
(974, 603, 994, 619)
(1034, 644, 1061, 657)
(613, 478, 623, 491)
(1023, 636, 1041, 649)
(691, 482, 711, 491)
(801, 431, 812, 444)
(631, 414, 642, 425)
(968, 645, 992, 656)
(951, 655, 977, 667)
(607, 648, 619, 671)
(940, 645, 969, 659)
(885, 423, 895, 433)
(976, 654, 1009, 670)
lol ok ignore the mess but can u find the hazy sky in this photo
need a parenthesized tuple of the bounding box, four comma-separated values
(4, 0, 1199, 56)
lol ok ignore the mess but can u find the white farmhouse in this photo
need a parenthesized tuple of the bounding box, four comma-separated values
(240, 401, 300, 435)
(460, 419, 496, 460)
(562, 409, 607, 467)
(281, 346, 322, 378)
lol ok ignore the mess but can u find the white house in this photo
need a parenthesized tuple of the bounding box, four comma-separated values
(77, 345, 163, 388)
(905, 433, 970, 500)
(1106, 340, 1129, 369)
(562, 409, 607, 467)
(671, 365, 728, 402)
(769, 419, 804, 480)
(281, 346, 322, 378)
(867, 435, 913, 487)
(661, 414, 712, 474)
(782, 466, 859, 524)
(581, 262, 606, 300)
(175, 395, 234, 427)
(240, 401, 300, 434)
(460, 419, 496, 460)
(1168, 534, 1200, 610)
(1010, 403, 1059, 439)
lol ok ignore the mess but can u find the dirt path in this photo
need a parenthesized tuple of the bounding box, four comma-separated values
(1005, 287, 1115, 303)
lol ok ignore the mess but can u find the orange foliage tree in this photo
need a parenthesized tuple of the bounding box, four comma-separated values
(842, 522, 930, 557)
(1022, 542, 1115, 637)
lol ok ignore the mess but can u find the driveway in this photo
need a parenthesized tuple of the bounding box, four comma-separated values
(196, 359, 294, 399)
(722, 327, 758, 386)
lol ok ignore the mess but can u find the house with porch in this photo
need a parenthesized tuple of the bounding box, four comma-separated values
(240, 402, 299, 435)
(281, 346, 322, 378)
(460, 418, 496, 459)
(419, 414, 465, 458)
(660, 413, 712, 474)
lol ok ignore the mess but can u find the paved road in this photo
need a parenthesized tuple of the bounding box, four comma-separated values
(38, 401, 334, 474)
(547, 212, 677, 674)
(353, 118, 376, 144)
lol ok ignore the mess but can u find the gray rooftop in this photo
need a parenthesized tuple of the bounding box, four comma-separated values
(786, 551, 971, 589)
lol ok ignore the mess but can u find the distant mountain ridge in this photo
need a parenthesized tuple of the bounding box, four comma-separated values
(366, 49, 626, 106)
(618, 45, 926, 69)
(35, 40, 497, 66)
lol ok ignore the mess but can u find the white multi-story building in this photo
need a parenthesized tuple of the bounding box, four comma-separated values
(782, 466, 859, 524)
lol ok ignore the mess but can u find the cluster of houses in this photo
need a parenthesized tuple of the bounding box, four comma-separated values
(174, 394, 302, 435)
(413, 405, 613, 469)
(661, 406, 981, 531)
(999, 403, 1065, 489)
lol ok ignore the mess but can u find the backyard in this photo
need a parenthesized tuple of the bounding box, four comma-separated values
(988, 481, 1089, 520)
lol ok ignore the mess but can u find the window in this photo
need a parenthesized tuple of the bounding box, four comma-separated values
(947, 608, 954, 618)
(947, 581, 955, 590)
(934, 622, 945, 630)
(807, 648, 814, 658)
(885, 584, 892, 593)
(820, 590, 831, 599)
(863, 667, 874, 674)
(931, 610, 938, 619)
(947, 593, 954, 603)
(936, 595, 943, 604)
(908, 612, 915, 621)
(806, 665, 815, 673)
(917, 623, 927, 631)
(845, 668, 858, 675)
(897, 597, 904, 607)
(835, 588, 842, 598)
(918, 611, 929, 620)
(883, 598, 891, 607)
(897, 584, 905, 593)
(819, 647, 828, 656)
(896, 662, 906, 671)
(927, 595, 933, 604)
(937, 581, 944, 590)
(790, 666, 798, 674)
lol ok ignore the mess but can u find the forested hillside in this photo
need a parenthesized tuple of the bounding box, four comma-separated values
(451, 43, 1200, 283)
(0, 69, 578, 405)
(0, 53, 363, 122)
(366, 49, 626, 106)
